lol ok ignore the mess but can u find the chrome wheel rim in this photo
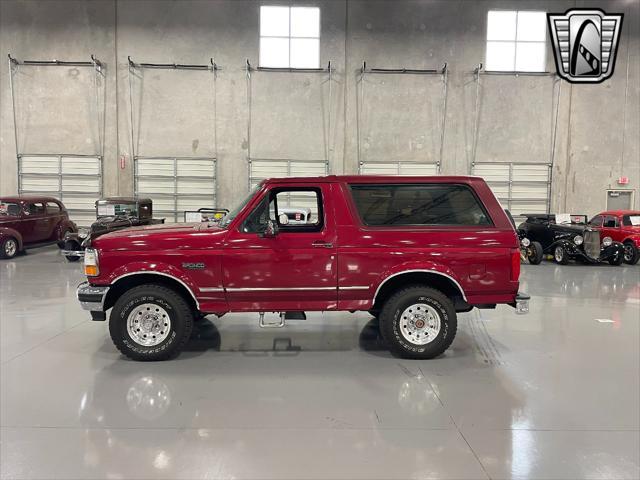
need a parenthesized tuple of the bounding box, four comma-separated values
(126, 303, 171, 347)
(623, 244, 634, 262)
(5, 239, 17, 257)
(399, 303, 441, 346)
(554, 246, 564, 262)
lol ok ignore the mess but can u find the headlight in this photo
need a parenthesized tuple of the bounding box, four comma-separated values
(78, 228, 89, 239)
(84, 248, 99, 276)
(521, 238, 531, 247)
(573, 235, 583, 246)
(602, 236, 613, 247)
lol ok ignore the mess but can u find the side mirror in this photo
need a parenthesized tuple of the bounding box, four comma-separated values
(260, 219, 278, 238)
(278, 213, 289, 225)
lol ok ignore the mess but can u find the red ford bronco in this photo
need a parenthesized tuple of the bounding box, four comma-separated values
(77, 175, 529, 361)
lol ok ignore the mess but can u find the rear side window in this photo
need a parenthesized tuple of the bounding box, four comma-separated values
(349, 184, 491, 226)
(27, 203, 45, 215)
(47, 202, 61, 214)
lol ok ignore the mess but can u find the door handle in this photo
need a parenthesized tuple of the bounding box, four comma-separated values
(312, 241, 333, 248)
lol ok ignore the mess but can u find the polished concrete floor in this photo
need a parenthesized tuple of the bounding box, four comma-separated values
(1, 245, 639, 480)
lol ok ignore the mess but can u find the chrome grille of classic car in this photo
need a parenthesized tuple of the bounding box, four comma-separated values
(584, 230, 600, 259)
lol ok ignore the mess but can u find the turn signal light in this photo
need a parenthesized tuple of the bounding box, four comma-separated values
(84, 248, 99, 277)
(85, 265, 99, 276)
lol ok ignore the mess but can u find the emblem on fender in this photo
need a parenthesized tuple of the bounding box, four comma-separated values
(182, 262, 205, 270)
(547, 9, 623, 84)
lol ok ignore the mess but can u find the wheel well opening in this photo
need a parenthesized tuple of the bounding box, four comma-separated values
(372, 272, 467, 313)
(104, 274, 198, 312)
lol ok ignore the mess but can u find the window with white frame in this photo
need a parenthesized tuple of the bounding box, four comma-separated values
(260, 6, 320, 69)
(485, 10, 547, 72)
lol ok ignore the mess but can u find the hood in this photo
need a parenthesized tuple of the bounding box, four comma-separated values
(92, 222, 227, 252)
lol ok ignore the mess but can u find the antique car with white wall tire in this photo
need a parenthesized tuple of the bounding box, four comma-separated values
(518, 213, 625, 265)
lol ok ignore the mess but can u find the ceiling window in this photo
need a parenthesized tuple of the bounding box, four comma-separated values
(260, 6, 320, 69)
(486, 10, 547, 72)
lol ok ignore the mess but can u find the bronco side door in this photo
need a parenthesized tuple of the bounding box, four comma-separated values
(222, 183, 338, 312)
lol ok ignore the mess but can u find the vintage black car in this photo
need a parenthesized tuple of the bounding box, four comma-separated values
(505, 210, 543, 264)
(518, 213, 625, 265)
(62, 197, 164, 262)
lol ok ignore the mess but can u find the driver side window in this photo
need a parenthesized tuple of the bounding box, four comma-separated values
(241, 187, 324, 234)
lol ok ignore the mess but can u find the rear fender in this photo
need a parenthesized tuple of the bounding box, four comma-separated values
(0, 227, 24, 251)
(54, 219, 78, 240)
(373, 261, 465, 300)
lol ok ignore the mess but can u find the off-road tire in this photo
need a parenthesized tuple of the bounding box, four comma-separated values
(109, 284, 194, 361)
(623, 241, 640, 265)
(379, 286, 457, 360)
(527, 241, 544, 265)
(554, 245, 569, 265)
(0, 237, 19, 259)
(608, 251, 624, 266)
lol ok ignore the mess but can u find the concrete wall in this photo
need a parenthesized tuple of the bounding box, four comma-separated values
(1, 0, 638, 214)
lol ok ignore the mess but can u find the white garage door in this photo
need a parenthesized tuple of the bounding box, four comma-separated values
(134, 157, 217, 223)
(249, 159, 329, 190)
(471, 162, 551, 217)
(18, 155, 102, 226)
(248, 159, 329, 214)
(359, 161, 439, 176)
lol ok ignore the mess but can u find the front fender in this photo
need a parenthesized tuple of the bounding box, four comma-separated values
(0, 227, 24, 251)
(548, 238, 577, 254)
(104, 260, 201, 301)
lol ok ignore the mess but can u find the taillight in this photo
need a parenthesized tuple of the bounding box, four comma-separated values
(511, 248, 521, 281)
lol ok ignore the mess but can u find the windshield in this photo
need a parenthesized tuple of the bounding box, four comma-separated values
(219, 186, 261, 228)
(0, 202, 21, 216)
(97, 202, 136, 218)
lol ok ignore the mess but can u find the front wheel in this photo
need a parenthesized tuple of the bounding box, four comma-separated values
(0, 237, 19, 259)
(554, 245, 569, 265)
(379, 286, 457, 360)
(527, 241, 544, 265)
(57, 228, 73, 249)
(623, 241, 640, 265)
(109, 284, 194, 361)
(64, 240, 81, 262)
(608, 251, 624, 266)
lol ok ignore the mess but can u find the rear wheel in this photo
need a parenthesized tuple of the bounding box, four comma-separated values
(554, 245, 569, 265)
(623, 241, 639, 265)
(0, 237, 19, 259)
(527, 241, 544, 265)
(379, 286, 457, 360)
(109, 284, 194, 361)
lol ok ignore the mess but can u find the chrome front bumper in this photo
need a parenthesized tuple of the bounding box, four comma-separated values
(77, 281, 110, 313)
